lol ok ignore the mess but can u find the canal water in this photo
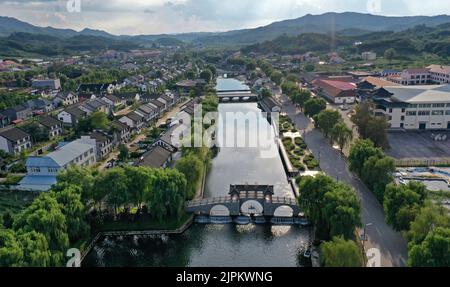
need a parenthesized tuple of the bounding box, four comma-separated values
(83, 79, 311, 267)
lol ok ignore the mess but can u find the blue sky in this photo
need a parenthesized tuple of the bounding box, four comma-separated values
(1, 0, 450, 35)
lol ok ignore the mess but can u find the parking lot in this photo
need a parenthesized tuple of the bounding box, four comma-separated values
(387, 131, 450, 159)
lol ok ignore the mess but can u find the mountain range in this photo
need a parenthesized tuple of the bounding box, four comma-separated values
(1, 12, 450, 56)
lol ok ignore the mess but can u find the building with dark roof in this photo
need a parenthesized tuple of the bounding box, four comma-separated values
(0, 127, 32, 154)
(136, 146, 173, 168)
(38, 116, 63, 138)
(58, 106, 87, 126)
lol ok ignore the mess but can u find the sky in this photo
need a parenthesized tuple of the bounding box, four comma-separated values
(1, 0, 450, 35)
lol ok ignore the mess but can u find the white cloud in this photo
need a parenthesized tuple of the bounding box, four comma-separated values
(0, 0, 447, 35)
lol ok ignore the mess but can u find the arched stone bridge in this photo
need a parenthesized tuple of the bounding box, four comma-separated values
(186, 185, 301, 217)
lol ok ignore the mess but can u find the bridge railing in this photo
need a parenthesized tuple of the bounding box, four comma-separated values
(271, 197, 298, 206)
(186, 197, 234, 207)
(186, 196, 299, 208)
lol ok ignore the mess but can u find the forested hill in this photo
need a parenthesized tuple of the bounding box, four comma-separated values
(241, 24, 450, 57)
(0, 32, 140, 57)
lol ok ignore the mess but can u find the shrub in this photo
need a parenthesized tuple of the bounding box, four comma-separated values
(294, 137, 305, 146)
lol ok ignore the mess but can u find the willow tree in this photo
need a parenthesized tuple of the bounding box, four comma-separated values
(146, 169, 187, 221)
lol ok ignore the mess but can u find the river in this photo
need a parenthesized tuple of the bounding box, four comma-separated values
(83, 78, 311, 267)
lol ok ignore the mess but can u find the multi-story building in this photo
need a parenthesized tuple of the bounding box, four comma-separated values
(58, 106, 87, 126)
(38, 116, 63, 138)
(389, 68, 431, 85)
(53, 92, 79, 107)
(119, 111, 144, 132)
(18, 139, 97, 191)
(0, 127, 32, 154)
(111, 121, 131, 145)
(312, 79, 357, 104)
(32, 79, 61, 90)
(79, 132, 113, 160)
(368, 85, 450, 130)
(427, 65, 450, 84)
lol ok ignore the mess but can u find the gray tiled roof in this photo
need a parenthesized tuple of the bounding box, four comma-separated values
(0, 127, 30, 141)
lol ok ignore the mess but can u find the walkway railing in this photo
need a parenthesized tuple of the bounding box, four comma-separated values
(186, 196, 299, 208)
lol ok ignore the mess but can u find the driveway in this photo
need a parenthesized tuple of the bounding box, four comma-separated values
(277, 93, 408, 267)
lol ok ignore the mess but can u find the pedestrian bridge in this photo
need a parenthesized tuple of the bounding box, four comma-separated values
(186, 185, 301, 217)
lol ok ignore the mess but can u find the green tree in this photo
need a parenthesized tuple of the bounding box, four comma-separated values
(321, 236, 363, 267)
(304, 64, 315, 72)
(55, 166, 96, 204)
(323, 183, 362, 239)
(352, 102, 389, 149)
(124, 166, 153, 210)
(260, 88, 272, 98)
(384, 48, 396, 65)
(118, 144, 129, 162)
(298, 175, 361, 240)
(17, 231, 52, 267)
(146, 169, 187, 221)
(361, 156, 396, 202)
(383, 182, 427, 231)
(348, 139, 383, 175)
(270, 71, 283, 86)
(200, 69, 213, 83)
(331, 122, 353, 152)
(93, 168, 129, 215)
(407, 203, 450, 245)
(90, 111, 110, 131)
(304, 98, 326, 118)
(13, 193, 69, 265)
(176, 155, 203, 199)
(0, 229, 23, 267)
(292, 89, 311, 110)
(51, 186, 89, 242)
(315, 110, 342, 138)
(408, 227, 450, 267)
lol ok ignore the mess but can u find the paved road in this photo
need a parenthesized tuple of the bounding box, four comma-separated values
(277, 93, 408, 267)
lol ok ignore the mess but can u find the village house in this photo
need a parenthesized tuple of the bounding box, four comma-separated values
(26, 99, 54, 114)
(53, 92, 79, 107)
(1, 105, 32, 122)
(137, 104, 158, 123)
(79, 98, 110, 115)
(111, 121, 131, 145)
(18, 139, 97, 191)
(0, 127, 32, 155)
(119, 111, 144, 132)
(312, 79, 357, 104)
(79, 132, 113, 160)
(58, 106, 87, 126)
(37, 116, 63, 139)
(102, 94, 124, 108)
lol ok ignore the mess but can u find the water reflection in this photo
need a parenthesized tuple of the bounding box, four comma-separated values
(83, 91, 310, 267)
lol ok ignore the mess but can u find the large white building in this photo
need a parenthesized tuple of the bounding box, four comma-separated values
(371, 85, 450, 130)
(18, 139, 97, 191)
(427, 65, 450, 84)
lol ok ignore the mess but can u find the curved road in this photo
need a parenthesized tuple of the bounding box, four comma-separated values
(277, 93, 408, 267)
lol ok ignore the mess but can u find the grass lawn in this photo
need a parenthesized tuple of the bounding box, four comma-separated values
(0, 190, 37, 216)
(95, 213, 192, 233)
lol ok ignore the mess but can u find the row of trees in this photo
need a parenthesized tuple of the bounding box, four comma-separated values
(0, 184, 88, 267)
(349, 139, 396, 202)
(351, 101, 390, 150)
(175, 94, 218, 199)
(281, 81, 313, 111)
(314, 110, 353, 152)
(349, 139, 450, 266)
(297, 174, 363, 266)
